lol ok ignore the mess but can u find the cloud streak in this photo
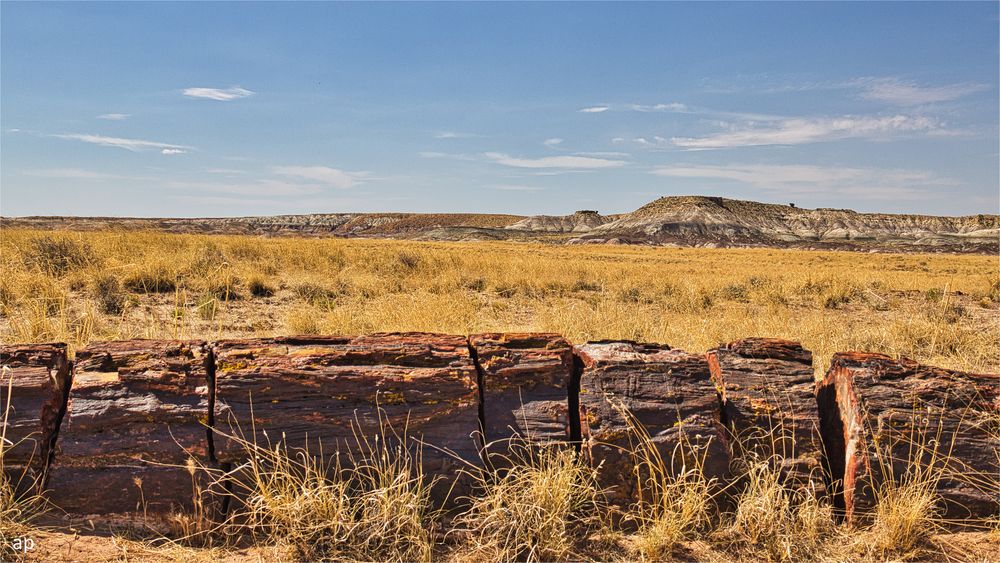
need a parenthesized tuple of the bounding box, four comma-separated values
(483, 152, 626, 169)
(857, 78, 989, 106)
(52, 133, 193, 152)
(272, 165, 362, 189)
(182, 86, 255, 101)
(670, 115, 941, 149)
(96, 113, 130, 120)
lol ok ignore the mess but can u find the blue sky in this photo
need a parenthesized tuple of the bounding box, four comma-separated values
(2, 2, 997, 217)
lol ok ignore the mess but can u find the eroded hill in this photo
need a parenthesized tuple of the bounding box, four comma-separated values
(3, 196, 997, 253)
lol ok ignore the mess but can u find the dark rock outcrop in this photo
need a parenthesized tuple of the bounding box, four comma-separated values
(45, 340, 212, 518)
(211, 333, 481, 504)
(816, 352, 999, 523)
(574, 341, 730, 505)
(708, 339, 825, 493)
(470, 333, 575, 465)
(0, 343, 71, 491)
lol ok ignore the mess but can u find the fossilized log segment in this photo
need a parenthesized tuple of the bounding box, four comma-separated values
(708, 339, 824, 492)
(212, 333, 481, 504)
(575, 341, 730, 504)
(0, 343, 71, 490)
(470, 333, 575, 463)
(817, 352, 999, 523)
(46, 340, 212, 517)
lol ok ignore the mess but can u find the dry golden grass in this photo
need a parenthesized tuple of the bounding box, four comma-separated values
(1, 229, 997, 376)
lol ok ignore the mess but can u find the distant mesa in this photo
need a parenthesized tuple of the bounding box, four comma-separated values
(2, 195, 997, 253)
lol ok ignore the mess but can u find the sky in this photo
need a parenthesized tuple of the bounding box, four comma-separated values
(1, 2, 998, 218)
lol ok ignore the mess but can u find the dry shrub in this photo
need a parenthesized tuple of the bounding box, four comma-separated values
(124, 263, 177, 294)
(618, 405, 716, 561)
(93, 273, 125, 315)
(247, 277, 276, 298)
(720, 460, 834, 562)
(213, 415, 436, 562)
(455, 444, 602, 562)
(22, 235, 95, 275)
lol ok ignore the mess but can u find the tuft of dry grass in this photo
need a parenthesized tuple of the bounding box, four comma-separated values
(454, 444, 603, 562)
(208, 414, 436, 562)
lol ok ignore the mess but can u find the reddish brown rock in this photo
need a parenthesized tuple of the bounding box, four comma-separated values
(817, 352, 999, 523)
(470, 333, 575, 464)
(0, 343, 71, 490)
(211, 333, 481, 505)
(708, 339, 824, 493)
(575, 341, 730, 505)
(45, 340, 212, 518)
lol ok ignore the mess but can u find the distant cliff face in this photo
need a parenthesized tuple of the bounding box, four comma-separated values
(570, 196, 999, 251)
(3, 196, 997, 253)
(505, 210, 618, 233)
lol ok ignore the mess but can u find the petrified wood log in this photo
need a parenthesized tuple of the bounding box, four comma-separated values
(212, 333, 481, 505)
(708, 339, 825, 493)
(817, 352, 1000, 523)
(575, 341, 730, 505)
(0, 343, 71, 490)
(470, 333, 575, 465)
(46, 340, 212, 518)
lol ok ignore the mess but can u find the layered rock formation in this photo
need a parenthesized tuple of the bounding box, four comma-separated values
(0, 343, 71, 490)
(708, 339, 824, 494)
(817, 352, 999, 522)
(46, 340, 212, 517)
(3, 333, 996, 531)
(575, 341, 731, 504)
(5, 196, 996, 252)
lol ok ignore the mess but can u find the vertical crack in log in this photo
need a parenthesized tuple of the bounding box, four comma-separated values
(568, 353, 583, 449)
(205, 346, 218, 465)
(466, 338, 489, 466)
(41, 356, 73, 491)
(816, 368, 848, 517)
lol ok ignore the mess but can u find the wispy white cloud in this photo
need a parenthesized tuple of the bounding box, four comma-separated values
(418, 151, 477, 161)
(650, 163, 952, 199)
(483, 152, 626, 169)
(52, 133, 193, 152)
(543, 138, 564, 148)
(161, 148, 187, 155)
(96, 113, 130, 120)
(182, 86, 255, 101)
(670, 115, 941, 149)
(207, 168, 247, 175)
(434, 131, 481, 139)
(272, 165, 361, 189)
(574, 151, 631, 158)
(579, 105, 610, 113)
(627, 102, 688, 112)
(856, 77, 989, 106)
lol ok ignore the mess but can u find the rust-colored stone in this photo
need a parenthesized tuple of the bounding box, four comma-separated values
(470, 333, 575, 464)
(817, 352, 999, 523)
(46, 339, 212, 518)
(211, 333, 481, 506)
(708, 338, 824, 493)
(575, 341, 730, 505)
(0, 343, 70, 490)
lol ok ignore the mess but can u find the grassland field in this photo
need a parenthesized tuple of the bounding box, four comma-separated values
(2, 228, 997, 376)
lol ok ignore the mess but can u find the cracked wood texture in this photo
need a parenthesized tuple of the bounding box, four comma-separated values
(471, 333, 575, 465)
(708, 339, 825, 494)
(212, 333, 480, 505)
(46, 340, 212, 518)
(0, 343, 71, 492)
(575, 341, 730, 505)
(817, 352, 1000, 523)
